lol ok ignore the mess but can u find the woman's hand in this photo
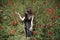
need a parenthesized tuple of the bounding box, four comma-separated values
(29, 26, 33, 31)
(15, 11, 25, 21)
(30, 21, 33, 31)
(15, 11, 21, 16)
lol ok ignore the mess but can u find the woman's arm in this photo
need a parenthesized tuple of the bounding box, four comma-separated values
(15, 12, 25, 21)
(30, 15, 34, 31)
(31, 15, 34, 27)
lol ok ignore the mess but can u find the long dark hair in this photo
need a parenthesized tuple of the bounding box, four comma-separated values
(25, 7, 32, 20)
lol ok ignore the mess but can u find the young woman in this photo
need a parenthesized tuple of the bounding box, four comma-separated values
(15, 7, 34, 38)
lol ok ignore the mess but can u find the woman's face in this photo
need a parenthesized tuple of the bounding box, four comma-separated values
(25, 7, 32, 16)
(27, 8, 31, 12)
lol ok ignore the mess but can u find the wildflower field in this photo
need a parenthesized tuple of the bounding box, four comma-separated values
(0, 0, 60, 40)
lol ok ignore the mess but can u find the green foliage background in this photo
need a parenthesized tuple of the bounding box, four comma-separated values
(0, 0, 60, 40)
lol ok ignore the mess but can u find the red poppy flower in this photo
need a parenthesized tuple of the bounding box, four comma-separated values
(12, 20, 17, 26)
(33, 31, 37, 35)
(49, 37, 52, 40)
(49, 7, 55, 13)
(48, 23, 53, 27)
(7, 0, 12, 5)
(10, 30, 15, 35)
(58, 15, 60, 18)
(0, 10, 3, 12)
(51, 0, 55, 2)
(48, 31, 52, 35)
(57, 4, 60, 8)
(0, 4, 3, 6)
(46, 7, 55, 14)
(50, 17, 55, 21)
(0, 26, 3, 30)
(43, 1, 46, 4)
(31, 38, 34, 40)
